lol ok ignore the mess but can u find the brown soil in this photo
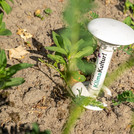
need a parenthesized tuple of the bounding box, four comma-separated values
(0, 0, 134, 134)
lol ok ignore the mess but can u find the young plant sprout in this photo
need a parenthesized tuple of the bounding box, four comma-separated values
(34, 9, 44, 20)
(72, 18, 134, 110)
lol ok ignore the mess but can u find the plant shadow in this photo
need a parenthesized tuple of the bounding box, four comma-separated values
(29, 34, 68, 103)
(0, 124, 37, 134)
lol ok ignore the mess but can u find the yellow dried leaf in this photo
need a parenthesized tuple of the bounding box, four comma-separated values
(8, 46, 29, 59)
(17, 28, 32, 41)
(35, 9, 41, 16)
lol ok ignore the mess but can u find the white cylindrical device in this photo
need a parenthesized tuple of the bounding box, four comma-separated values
(88, 43, 114, 97)
(87, 18, 134, 98)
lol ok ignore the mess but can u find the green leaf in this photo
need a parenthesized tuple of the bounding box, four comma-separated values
(47, 54, 66, 64)
(0, 69, 7, 79)
(69, 58, 85, 72)
(83, 60, 95, 75)
(52, 31, 63, 48)
(6, 63, 33, 78)
(3, 77, 25, 89)
(78, 60, 95, 75)
(71, 71, 86, 82)
(62, 36, 72, 53)
(0, 29, 12, 36)
(89, 11, 99, 19)
(1, 22, 6, 29)
(69, 58, 95, 75)
(44, 8, 52, 15)
(0, 13, 3, 26)
(32, 123, 39, 133)
(70, 39, 85, 55)
(74, 46, 93, 58)
(73, 95, 105, 109)
(0, 80, 5, 89)
(45, 46, 67, 55)
(113, 90, 134, 105)
(43, 130, 51, 134)
(0, 1, 12, 14)
(0, 49, 7, 69)
(124, 16, 132, 26)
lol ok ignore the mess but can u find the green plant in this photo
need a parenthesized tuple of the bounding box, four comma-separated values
(42, 0, 96, 87)
(0, 0, 13, 14)
(44, 31, 95, 86)
(118, 44, 134, 55)
(44, 8, 52, 15)
(103, 53, 134, 88)
(89, 11, 99, 19)
(124, 0, 134, 17)
(34, 9, 44, 20)
(27, 123, 51, 134)
(117, 16, 134, 55)
(0, 49, 33, 89)
(124, 16, 134, 29)
(113, 90, 134, 106)
(0, 13, 12, 36)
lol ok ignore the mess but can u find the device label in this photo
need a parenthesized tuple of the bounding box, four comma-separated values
(93, 53, 107, 88)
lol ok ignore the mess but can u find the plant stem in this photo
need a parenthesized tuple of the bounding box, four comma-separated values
(62, 104, 85, 134)
(104, 55, 134, 87)
(38, 58, 74, 97)
(39, 58, 66, 82)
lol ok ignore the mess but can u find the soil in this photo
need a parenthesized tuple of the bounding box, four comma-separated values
(0, 0, 134, 134)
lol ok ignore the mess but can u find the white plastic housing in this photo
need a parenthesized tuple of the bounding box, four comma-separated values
(72, 82, 107, 110)
(72, 82, 90, 97)
(88, 44, 114, 97)
(88, 18, 134, 45)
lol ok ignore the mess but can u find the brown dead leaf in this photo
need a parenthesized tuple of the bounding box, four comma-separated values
(17, 28, 32, 41)
(8, 46, 29, 59)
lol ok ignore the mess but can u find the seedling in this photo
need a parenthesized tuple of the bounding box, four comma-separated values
(89, 11, 99, 19)
(113, 90, 134, 106)
(34, 9, 44, 20)
(0, 13, 12, 36)
(0, 0, 13, 14)
(0, 49, 33, 89)
(44, 8, 52, 15)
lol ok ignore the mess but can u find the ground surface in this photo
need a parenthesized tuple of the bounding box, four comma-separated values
(0, 0, 134, 134)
